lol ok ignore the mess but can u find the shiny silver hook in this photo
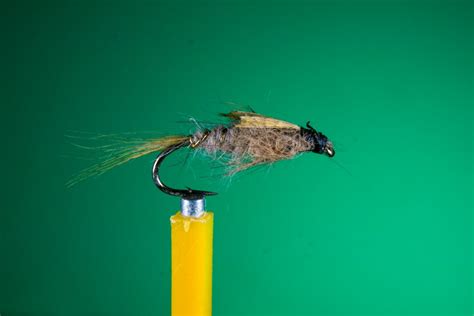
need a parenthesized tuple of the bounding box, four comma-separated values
(151, 140, 217, 200)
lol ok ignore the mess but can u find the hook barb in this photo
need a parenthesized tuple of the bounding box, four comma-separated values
(152, 140, 217, 199)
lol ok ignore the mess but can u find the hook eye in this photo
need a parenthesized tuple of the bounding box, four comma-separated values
(152, 140, 217, 199)
(325, 147, 335, 157)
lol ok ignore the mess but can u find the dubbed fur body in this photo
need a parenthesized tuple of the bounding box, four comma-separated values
(193, 125, 313, 173)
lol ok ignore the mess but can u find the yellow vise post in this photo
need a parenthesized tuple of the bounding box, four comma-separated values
(171, 210, 214, 316)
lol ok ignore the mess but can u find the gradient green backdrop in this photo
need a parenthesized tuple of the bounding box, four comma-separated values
(2, 1, 472, 315)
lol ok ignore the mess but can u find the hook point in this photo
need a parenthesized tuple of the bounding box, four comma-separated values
(152, 141, 218, 199)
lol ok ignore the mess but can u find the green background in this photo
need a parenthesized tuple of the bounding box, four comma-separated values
(2, 1, 472, 315)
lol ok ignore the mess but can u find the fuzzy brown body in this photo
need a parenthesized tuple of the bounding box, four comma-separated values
(192, 124, 313, 173)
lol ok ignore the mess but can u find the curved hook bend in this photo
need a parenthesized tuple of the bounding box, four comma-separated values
(152, 140, 217, 200)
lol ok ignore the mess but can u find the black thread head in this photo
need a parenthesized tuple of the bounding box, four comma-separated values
(302, 122, 335, 158)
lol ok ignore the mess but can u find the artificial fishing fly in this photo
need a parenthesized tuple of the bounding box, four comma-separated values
(67, 110, 335, 191)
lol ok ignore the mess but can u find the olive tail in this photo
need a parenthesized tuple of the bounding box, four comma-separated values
(66, 135, 189, 187)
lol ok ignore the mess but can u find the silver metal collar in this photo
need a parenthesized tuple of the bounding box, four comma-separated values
(181, 198, 205, 217)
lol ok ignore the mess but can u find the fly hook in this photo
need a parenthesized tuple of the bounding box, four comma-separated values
(151, 139, 217, 200)
(68, 110, 335, 193)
